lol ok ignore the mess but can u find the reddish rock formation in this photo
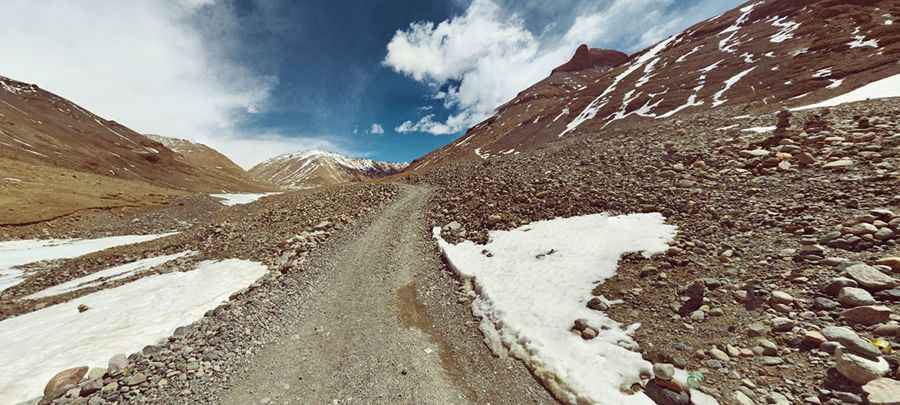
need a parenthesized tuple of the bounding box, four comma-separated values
(552, 44, 629, 74)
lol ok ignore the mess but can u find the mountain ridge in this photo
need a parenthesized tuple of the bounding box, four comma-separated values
(249, 149, 408, 189)
(406, 0, 900, 172)
(144, 134, 271, 192)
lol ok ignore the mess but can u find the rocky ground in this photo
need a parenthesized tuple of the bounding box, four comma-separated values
(1, 185, 397, 317)
(11, 184, 555, 405)
(421, 98, 900, 404)
(4, 184, 401, 404)
(10, 98, 900, 405)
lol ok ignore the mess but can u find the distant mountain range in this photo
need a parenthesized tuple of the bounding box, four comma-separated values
(249, 150, 407, 189)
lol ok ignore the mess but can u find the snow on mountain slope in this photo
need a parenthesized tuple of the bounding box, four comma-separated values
(408, 0, 900, 172)
(249, 150, 408, 189)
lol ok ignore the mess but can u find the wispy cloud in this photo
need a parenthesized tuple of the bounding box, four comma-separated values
(384, 0, 742, 135)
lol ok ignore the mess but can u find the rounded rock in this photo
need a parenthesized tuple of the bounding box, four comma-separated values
(834, 346, 890, 385)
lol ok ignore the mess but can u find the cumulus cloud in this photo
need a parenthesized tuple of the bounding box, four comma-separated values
(384, 0, 741, 135)
(396, 114, 456, 135)
(369, 123, 385, 135)
(0, 0, 332, 168)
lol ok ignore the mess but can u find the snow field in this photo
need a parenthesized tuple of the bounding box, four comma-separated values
(434, 213, 682, 404)
(210, 192, 281, 206)
(794, 72, 900, 111)
(26, 251, 197, 299)
(0, 259, 268, 404)
(0, 233, 178, 292)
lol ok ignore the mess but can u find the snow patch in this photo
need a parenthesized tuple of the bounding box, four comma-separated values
(827, 79, 845, 89)
(848, 35, 879, 49)
(0, 259, 267, 404)
(0, 234, 178, 293)
(769, 16, 801, 43)
(742, 126, 776, 133)
(561, 34, 680, 136)
(552, 107, 570, 122)
(676, 46, 702, 63)
(790, 47, 809, 57)
(718, 2, 762, 53)
(813, 68, 833, 78)
(794, 72, 900, 111)
(27, 251, 197, 299)
(210, 193, 281, 207)
(712, 66, 757, 107)
(434, 214, 677, 404)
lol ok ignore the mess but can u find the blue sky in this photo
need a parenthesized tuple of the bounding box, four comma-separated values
(0, 0, 743, 167)
(199, 0, 465, 163)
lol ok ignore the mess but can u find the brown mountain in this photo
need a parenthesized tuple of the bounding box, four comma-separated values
(0, 74, 271, 224)
(249, 150, 407, 190)
(0, 74, 269, 193)
(144, 134, 269, 192)
(407, 0, 900, 172)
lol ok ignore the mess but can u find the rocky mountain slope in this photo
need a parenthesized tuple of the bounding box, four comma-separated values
(144, 134, 269, 192)
(249, 150, 407, 189)
(408, 0, 900, 171)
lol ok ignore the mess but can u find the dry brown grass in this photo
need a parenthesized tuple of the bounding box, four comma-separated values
(0, 158, 184, 225)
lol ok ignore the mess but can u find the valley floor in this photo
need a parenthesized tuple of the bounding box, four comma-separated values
(3, 99, 900, 405)
(222, 186, 551, 404)
(0, 185, 554, 404)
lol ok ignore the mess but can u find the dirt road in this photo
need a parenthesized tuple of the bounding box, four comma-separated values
(223, 186, 468, 404)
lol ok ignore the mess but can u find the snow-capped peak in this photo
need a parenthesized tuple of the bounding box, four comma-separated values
(250, 149, 408, 190)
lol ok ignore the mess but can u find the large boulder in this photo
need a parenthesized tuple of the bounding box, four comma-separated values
(876, 257, 900, 272)
(838, 287, 877, 307)
(43, 366, 88, 400)
(842, 305, 893, 325)
(863, 378, 900, 405)
(822, 326, 881, 359)
(835, 347, 889, 384)
(846, 263, 897, 291)
(643, 379, 691, 405)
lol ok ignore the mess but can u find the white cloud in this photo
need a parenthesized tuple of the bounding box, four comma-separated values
(201, 132, 348, 168)
(384, 0, 742, 135)
(396, 114, 463, 136)
(0, 0, 333, 169)
(369, 123, 385, 135)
